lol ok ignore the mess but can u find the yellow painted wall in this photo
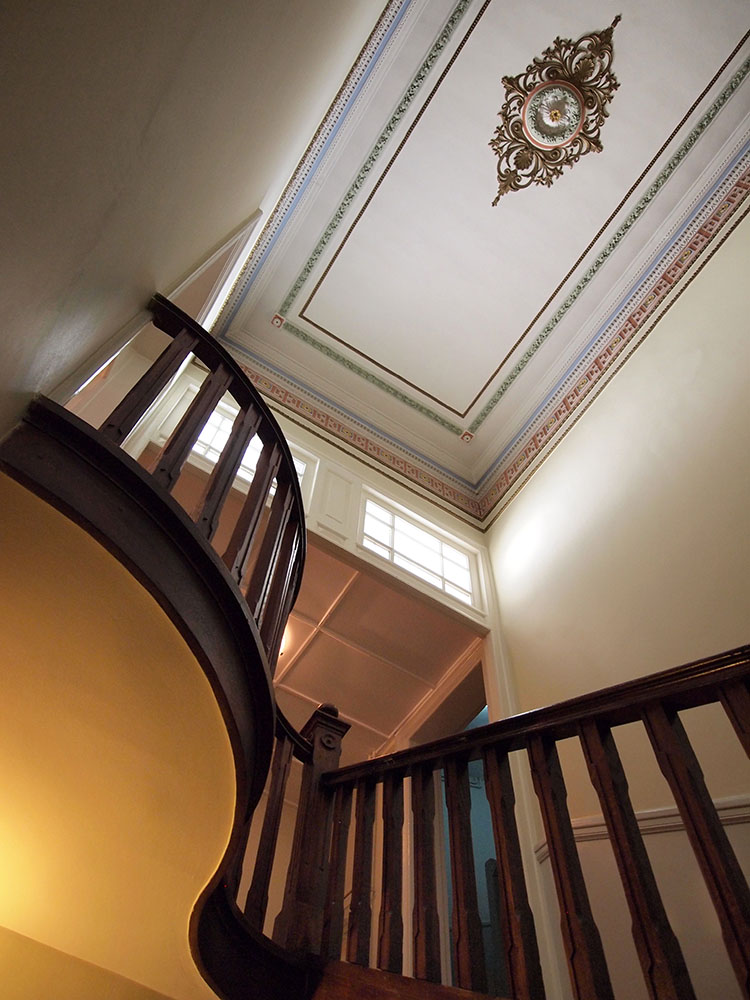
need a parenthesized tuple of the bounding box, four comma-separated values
(0, 925, 180, 1000)
(0, 474, 237, 999)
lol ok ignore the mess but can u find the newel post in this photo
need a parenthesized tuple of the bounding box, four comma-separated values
(273, 704, 350, 954)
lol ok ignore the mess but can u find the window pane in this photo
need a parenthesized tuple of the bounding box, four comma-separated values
(366, 500, 393, 525)
(443, 559, 472, 590)
(394, 533, 442, 574)
(393, 553, 442, 588)
(445, 582, 472, 605)
(364, 513, 392, 547)
(395, 515, 439, 551)
(363, 537, 391, 560)
(443, 544, 469, 569)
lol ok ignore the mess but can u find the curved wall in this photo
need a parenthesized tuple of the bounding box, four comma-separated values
(0, 473, 236, 999)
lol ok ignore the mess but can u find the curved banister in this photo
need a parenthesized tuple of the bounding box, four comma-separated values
(0, 293, 318, 998)
(99, 292, 307, 671)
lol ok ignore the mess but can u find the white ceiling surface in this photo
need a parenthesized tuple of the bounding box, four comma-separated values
(274, 540, 484, 769)
(224, 0, 749, 490)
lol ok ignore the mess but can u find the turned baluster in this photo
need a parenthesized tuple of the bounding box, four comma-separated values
(483, 744, 545, 1000)
(321, 781, 354, 961)
(377, 769, 405, 974)
(527, 734, 614, 1000)
(642, 700, 750, 995)
(245, 477, 293, 620)
(443, 755, 487, 993)
(149, 365, 233, 491)
(191, 403, 262, 540)
(579, 718, 695, 1000)
(259, 516, 300, 659)
(411, 764, 441, 984)
(265, 548, 302, 670)
(244, 733, 294, 932)
(100, 327, 199, 443)
(222, 440, 281, 582)
(347, 777, 376, 966)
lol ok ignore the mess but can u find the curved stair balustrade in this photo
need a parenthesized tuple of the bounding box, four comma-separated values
(103, 292, 308, 673)
(0, 293, 315, 1000)
(4, 297, 749, 1000)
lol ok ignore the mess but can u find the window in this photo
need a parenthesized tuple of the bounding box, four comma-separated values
(361, 497, 478, 607)
(192, 406, 307, 485)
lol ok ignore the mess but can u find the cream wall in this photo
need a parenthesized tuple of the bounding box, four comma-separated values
(485, 212, 750, 997)
(487, 214, 749, 716)
(486, 212, 750, 806)
(0, 0, 383, 437)
(0, 926, 180, 1000)
(0, 475, 237, 999)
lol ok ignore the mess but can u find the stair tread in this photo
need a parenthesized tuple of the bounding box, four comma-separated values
(311, 960, 506, 999)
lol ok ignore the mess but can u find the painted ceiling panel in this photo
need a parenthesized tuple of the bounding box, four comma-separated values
(219, 0, 750, 522)
(291, 542, 358, 621)
(280, 630, 432, 734)
(323, 573, 482, 682)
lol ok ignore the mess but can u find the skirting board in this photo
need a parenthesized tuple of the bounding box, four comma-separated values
(534, 793, 750, 865)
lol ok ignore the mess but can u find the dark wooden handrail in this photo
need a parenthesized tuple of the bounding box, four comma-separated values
(324, 644, 750, 785)
(97, 292, 307, 671)
(246, 646, 749, 1000)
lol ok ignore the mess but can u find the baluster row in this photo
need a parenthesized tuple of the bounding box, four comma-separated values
(96, 302, 305, 666)
(243, 676, 749, 1000)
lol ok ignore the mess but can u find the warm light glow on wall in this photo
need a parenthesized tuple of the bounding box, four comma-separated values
(498, 518, 544, 583)
(279, 624, 291, 656)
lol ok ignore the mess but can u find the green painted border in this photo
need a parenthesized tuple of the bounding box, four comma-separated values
(281, 0, 473, 317)
(282, 321, 463, 433)
(468, 55, 750, 431)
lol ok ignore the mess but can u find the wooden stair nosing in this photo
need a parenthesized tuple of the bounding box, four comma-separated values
(310, 960, 507, 999)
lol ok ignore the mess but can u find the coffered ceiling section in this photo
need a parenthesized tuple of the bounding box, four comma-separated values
(218, 0, 750, 522)
(274, 540, 484, 765)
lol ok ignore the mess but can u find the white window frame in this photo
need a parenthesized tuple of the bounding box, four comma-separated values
(137, 374, 318, 510)
(357, 490, 484, 612)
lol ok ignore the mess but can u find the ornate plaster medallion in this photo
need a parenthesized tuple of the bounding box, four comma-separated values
(522, 82, 584, 148)
(490, 16, 621, 203)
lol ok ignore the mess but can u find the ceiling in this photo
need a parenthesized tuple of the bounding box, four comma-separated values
(274, 536, 485, 771)
(213, 0, 750, 524)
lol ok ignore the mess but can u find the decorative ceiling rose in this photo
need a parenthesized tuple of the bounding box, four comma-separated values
(490, 16, 621, 204)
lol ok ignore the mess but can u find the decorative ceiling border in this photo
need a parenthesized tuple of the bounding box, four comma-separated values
(216, 3, 747, 438)
(230, 151, 749, 524)
(467, 53, 750, 433)
(279, 0, 477, 317)
(279, 319, 462, 433)
(211, 0, 412, 336)
(278, 47, 748, 434)
(237, 359, 483, 518)
(477, 157, 750, 518)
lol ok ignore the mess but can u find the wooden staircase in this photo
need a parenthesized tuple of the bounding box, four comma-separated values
(243, 645, 750, 1000)
(21, 293, 748, 1000)
(311, 961, 506, 1000)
